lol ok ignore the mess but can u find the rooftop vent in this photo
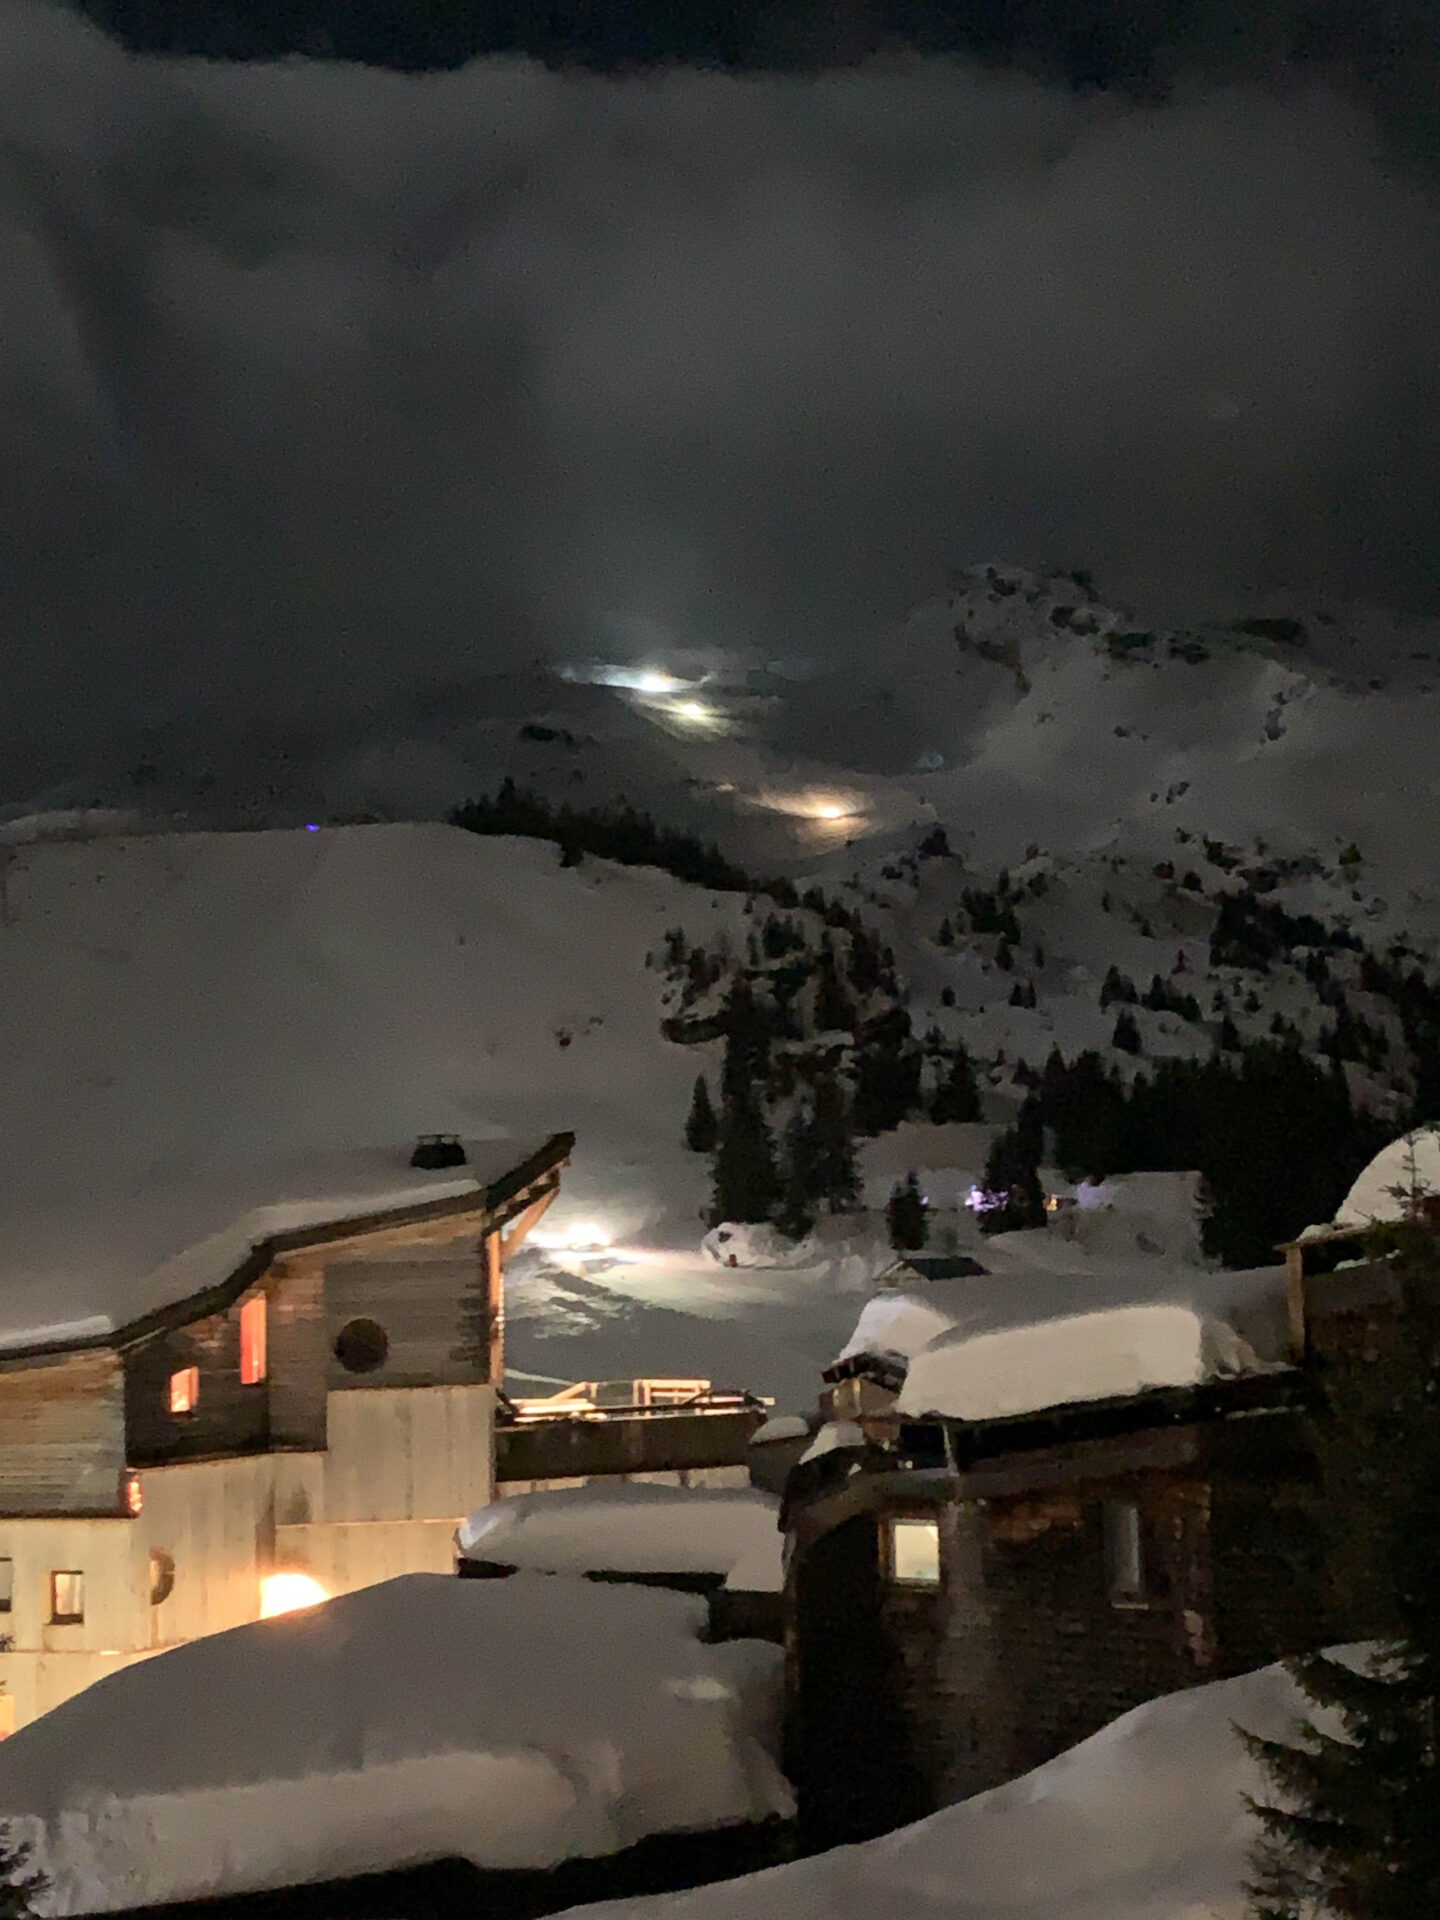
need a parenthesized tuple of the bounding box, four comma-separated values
(410, 1133, 468, 1170)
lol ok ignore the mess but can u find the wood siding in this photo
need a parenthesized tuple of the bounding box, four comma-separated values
(322, 1385, 495, 1523)
(123, 1294, 270, 1467)
(323, 1242, 488, 1392)
(0, 1351, 127, 1515)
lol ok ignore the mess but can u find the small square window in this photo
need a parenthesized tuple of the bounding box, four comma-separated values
(50, 1570, 84, 1624)
(239, 1295, 267, 1385)
(890, 1517, 942, 1585)
(1104, 1500, 1146, 1605)
(169, 1366, 199, 1415)
(0, 1559, 11, 1613)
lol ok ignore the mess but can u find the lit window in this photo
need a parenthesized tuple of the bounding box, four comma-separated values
(240, 1294, 268, 1385)
(890, 1517, 942, 1585)
(0, 1559, 11, 1613)
(1104, 1500, 1146, 1604)
(169, 1366, 199, 1415)
(50, 1570, 84, 1624)
(149, 1550, 175, 1606)
(122, 1472, 143, 1516)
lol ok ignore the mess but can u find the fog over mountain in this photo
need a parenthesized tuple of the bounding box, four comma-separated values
(2, 0, 1439, 795)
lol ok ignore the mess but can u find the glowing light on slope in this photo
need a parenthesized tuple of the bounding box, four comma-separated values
(260, 1573, 328, 1618)
(532, 1222, 613, 1251)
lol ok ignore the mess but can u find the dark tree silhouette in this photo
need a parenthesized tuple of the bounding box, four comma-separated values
(684, 1074, 719, 1153)
(1242, 1204, 1440, 1919)
(886, 1174, 929, 1251)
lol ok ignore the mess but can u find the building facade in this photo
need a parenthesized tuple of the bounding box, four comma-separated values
(0, 1134, 571, 1731)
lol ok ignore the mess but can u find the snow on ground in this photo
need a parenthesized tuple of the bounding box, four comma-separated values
(1331, 1123, 1440, 1227)
(0, 1573, 791, 1915)
(457, 1484, 783, 1589)
(0, 822, 756, 1352)
(505, 1236, 899, 1413)
(555, 1653, 1361, 1920)
(897, 1302, 1264, 1422)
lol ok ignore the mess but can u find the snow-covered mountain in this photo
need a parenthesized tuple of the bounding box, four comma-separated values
(7, 563, 1440, 1387)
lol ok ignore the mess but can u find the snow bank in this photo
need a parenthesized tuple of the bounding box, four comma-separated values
(552, 1654, 1357, 1920)
(0, 1574, 791, 1914)
(702, 1218, 897, 1290)
(456, 1484, 782, 1589)
(798, 1420, 866, 1462)
(1334, 1124, 1440, 1227)
(897, 1304, 1262, 1420)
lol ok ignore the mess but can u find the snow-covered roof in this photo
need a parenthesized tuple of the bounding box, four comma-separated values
(836, 1244, 1288, 1423)
(0, 1137, 561, 1356)
(551, 1650, 1379, 1920)
(0, 1573, 791, 1913)
(1332, 1125, 1440, 1229)
(897, 1303, 1263, 1422)
(456, 1484, 783, 1590)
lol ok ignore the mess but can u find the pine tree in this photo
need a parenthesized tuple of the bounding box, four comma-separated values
(0, 1830, 45, 1919)
(1241, 1204, 1440, 1919)
(1112, 1006, 1143, 1054)
(684, 1074, 719, 1153)
(979, 1125, 1045, 1233)
(776, 1107, 817, 1242)
(886, 1174, 929, 1251)
(813, 943, 856, 1034)
(808, 1071, 861, 1211)
(931, 1046, 982, 1124)
(709, 1078, 780, 1226)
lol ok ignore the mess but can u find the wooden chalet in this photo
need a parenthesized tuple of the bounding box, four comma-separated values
(782, 1366, 1331, 1848)
(0, 1132, 571, 1733)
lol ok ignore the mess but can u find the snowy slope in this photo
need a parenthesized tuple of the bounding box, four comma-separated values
(553, 1652, 1368, 1920)
(0, 823, 745, 1341)
(0, 1573, 791, 1914)
(21, 560, 1440, 1140)
(0, 822, 885, 1399)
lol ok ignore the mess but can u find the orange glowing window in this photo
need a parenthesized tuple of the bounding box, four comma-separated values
(169, 1366, 199, 1415)
(240, 1295, 268, 1385)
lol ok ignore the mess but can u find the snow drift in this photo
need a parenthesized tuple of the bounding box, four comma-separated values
(553, 1654, 1356, 1920)
(0, 1573, 791, 1914)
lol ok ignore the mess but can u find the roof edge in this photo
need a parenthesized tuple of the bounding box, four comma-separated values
(0, 1133, 575, 1366)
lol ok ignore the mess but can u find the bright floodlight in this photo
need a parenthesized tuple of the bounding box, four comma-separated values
(816, 804, 847, 821)
(675, 700, 709, 722)
(635, 671, 679, 696)
(259, 1572, 328, 1619)
(565, 1223, 612, 1249)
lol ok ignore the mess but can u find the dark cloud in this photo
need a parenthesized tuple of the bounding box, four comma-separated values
(2, 0, 1439, 793)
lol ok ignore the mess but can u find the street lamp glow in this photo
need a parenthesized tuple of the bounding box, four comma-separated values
(260, 1572, 328, 1618)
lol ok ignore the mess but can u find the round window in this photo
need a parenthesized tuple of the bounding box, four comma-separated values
(333, 1317, 389, 1374)
(149, 1549, 176, 1607)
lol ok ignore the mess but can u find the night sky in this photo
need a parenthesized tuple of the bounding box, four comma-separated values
(2, 0, 1438, 793)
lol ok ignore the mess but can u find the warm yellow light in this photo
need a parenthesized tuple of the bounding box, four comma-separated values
(675, 700, 709, 722)
(259, 1572, 328, 1619)
(815, 804, 847, 821)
